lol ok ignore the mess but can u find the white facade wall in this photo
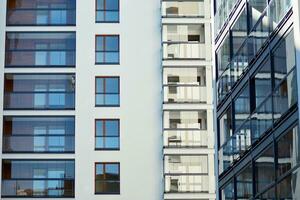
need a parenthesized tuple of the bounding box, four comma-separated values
(0, 0, 162, 200)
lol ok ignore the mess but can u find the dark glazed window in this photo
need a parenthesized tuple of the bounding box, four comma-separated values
(236, 164, 253, 199)
(95, 35, 119, 64)
(3, 116, 75, 153)
(255, 145, 275, 194)
(5, 32, 76, 67)
(254, 58, 271, 108)
(6, 0, 76, 26)
(218, 106, 232, 147)
(95, 163, 120, 194)
(248, 0, 268, 29)
(231, 8, 247, 56)
(95, 119, 120, 150)
(234, 84, 250, 129)
(4, 74, 75, 110)
(95, 77, 120, 106)
(276, 125, 300, 178)
(96, 0, 119, 22)
(272, 30, 295, 87)
(1, 160, 75, 197)
(220, 179, 234, 200)
(217, 34, 230, 78)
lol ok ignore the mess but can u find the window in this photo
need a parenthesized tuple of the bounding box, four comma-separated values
(2, 160, 75, 197)
(277, 167, 300, 199)
(254, 58, 271, 108)
(96, 0, 119, 22)
(5, 32, 76, 67)
(6, 0, 76, 26)
(248, 0, 268, 29)
(3, 116, 75, 153)
(4, 74, 75, 110)
(95, 35, 119, 64)
(95, 77, 120, 106)
(231, 8, 247, 56)
(255, 144, 275, 194)
(218, 106, 232, 147)
(95, 119, 119, 150)
(234, 84, 250, 129)
(236, 164, 253, 199)
(276, 125, 300, 178)
(220, 179, 234, 200)
(95, 163, 120, 194)
(216, 34, 230, 77)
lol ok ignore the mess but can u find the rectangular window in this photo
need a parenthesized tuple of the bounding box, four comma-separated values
(6, 0, 76, 26)
(95, 77, 120, 106)
(96, 0, 119, 22)
(5, 32, 76, 67)
(95, 163, 120, 194)
(234, 84, 250, 129)
(3, 116, 75, 153)
(255, 144, 275, 194)
(220, 179, 234, 200)
(4, 74, 75, 110)
(95, 119, 120, 150)
(2, 160, 75, 198)
(236, 164, 253, 199)
(95, 35, 119, 64)
(276, 125, 300, 178)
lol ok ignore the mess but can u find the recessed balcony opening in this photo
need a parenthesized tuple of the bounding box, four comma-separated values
(162, 0, 205, 18)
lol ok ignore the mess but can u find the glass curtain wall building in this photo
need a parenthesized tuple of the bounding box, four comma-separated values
(161, 0, 216, 200)
(214, 0, 300, 199)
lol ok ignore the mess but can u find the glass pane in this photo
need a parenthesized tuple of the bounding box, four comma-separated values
(255, 59, 272, 107)
(105, 36, 119, 51)
(96, 0, 104, 10)
(105, 137, 119, 148)
(234, 84, 250, 128)
(106, 11, 119, 21)
(96, 36, 104, 51)
(255, 145, 275, 194)
(106, 0, 119, 10)
(105, 120, 119, 136)
(96, 120, 104, 136)
(236, 164, 253, 199)
(221, 180, 234, 200)
(96, 78, 104, 93)
(105, 78, 119, 93)
(105, 52, 119, 63)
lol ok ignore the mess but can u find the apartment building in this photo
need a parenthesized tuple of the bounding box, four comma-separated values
(0, 0, 162, 199)
(0, 0, 215, 199)
(214, 0, 300, 199)
(161, 0, 215, 200)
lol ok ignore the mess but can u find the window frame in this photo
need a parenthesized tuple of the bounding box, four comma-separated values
(95, 76, 120, 107)
(95, 0, 120, 23)
(94, 162, 120, 194)
(95, 119, 120, 150)
(95, 35, 120, 64)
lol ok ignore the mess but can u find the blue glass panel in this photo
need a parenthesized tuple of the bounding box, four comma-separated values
(105, 94, 119, 105)
(106, 137, 119, 148)
(106, 0, 119, 10)
(96, 121, 104, 136)
(105, 78, 119, 93)
(96, 36, 104, 51)
(106, 36, 119, 51)
(106, 121, 119, 136)
(105, 52, 119, 63)
(106, 11, 119, 22)
(96, 164, 103, 175)
(105, 164, 119, 175)
(97, 0, 104, 9)
(96, 78, 104, 93)
(96, 52, 105, 63)
(96, 11, 105, 22)
(96, 137, 104, 148)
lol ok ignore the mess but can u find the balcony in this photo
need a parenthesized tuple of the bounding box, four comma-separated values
(164, 85, 206, 103)
(2, 179, 75, 197)
(5, 32, 76, 67)
(161, 1, 205, 18)
(4, 74, 75, 110)
(163, 42, 206, 60)
(6, 0, 76, 26)
(164, 130, 208, 148)
(165, 174, 209, 193)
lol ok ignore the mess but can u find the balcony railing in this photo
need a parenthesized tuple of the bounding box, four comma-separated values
(164, 130, 208, 148)
(163, 42, 206, 60)
(1, 179, 74, 197)
(5, 50, 76, 67)
(4, 92, 75, 110)
(165, 174, 209, 193)
(3, 135, 75, 153)
(163, 85, 207, 103)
